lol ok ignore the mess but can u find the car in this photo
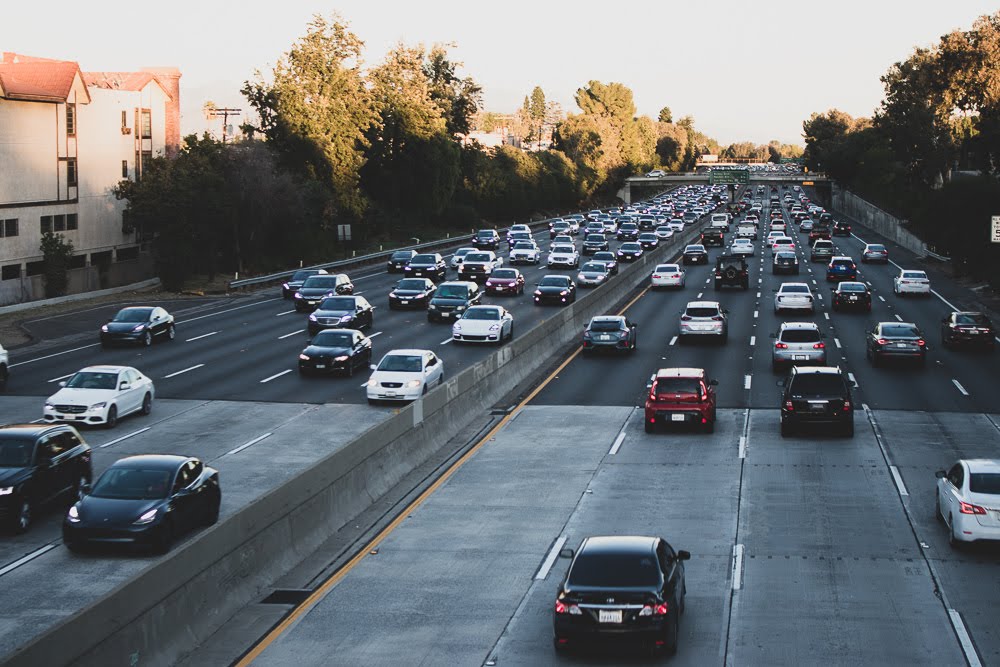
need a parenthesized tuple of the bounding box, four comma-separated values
(861, 243, 889, 263)
(779, 366, 854, 437)
(774, 283, 815, 313)
(506, 230, 533, 250)
(617, 222, 640, 241)
(771, 322, 826, 372)
(581, 315, 637, 354)
(298, 329, 373, 377)
(553, 535, 689, 655)
(941, 311, 996, 350)
(799, 219, 814, 232)
(654, 225, 675, 241)
(808, 223, 832, 243)
(0, 424, 91, 533)
(710, 212, 730, 229)
(427, 281, 481, 322)
(833, 220, 852, 236)
(449, 247, 476, 270)
(509, 240, 541, 265)
(533, 275, 576, 305)
(729, 238, 754, 257)
(935, 459, 1000, 546)
(385, 250, 416, 274)
(714, 255, 749, 290)
(551, 234, 575, 247)
(766, 230, 786, 243)
(616, 242, 643, 262)
(506, 223, 531, 240)
(893, 269, 931, 296)
(602, 218, 618, 234)
(651, 263, 685, 289)
(831, 281, 872, 312)
(644, 367, 718, 432)
(100, 306, 175, 348)
(584, 221, 605, 236)
(772, 251, 799, 275)
(307, 295, 375, 336)
(366, 349, 444, 403)
(63, 455, 220, 554)
(646, 169, 666, 177)
(472, 229, 500, 250)
(678, 301, 728, 343)
(682, 244, 708, 265)
(484, 268, 525, 296)
(0, 342, 7, 391)
(576, 261, 611, 287)
(547, 244, 580, 269)
(591, 251, 619, 275)
(810, 239, 835, 263)
(457, 251, 502, 282)
(770, 237, 795, 255)
(736, 223, 757, 240)
(564, 215, 584, 234)
(44, 366, 154, 428)
(637, 233, 659, 250)
(293, 274, 354, 311)
(668, 219, 685, 233)
(452, 305, 513, 344)
(282, 268, 328, 298)
(404, 253, 446, 281)
(388, 278, 436, 310)
(582, 233, 609, 255)
(866, 321, 927, 367)
(770, 220, 787, 233)
(701, 228, 725, 248)
(550, 220, 572, 239)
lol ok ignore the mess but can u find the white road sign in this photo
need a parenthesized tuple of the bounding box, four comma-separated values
(992, 215, 1000, 243)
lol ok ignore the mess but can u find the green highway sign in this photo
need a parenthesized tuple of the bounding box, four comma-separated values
(779, 157, 805, 164)
(709, 169, 749, 185)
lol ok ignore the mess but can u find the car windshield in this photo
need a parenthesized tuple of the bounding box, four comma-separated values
(655, 377, 700, 394)
(390, 252, 412, 261)
(781, 285, 810, 294)
(581, 263, 605, 272)
(789, 375, 847, 396)
(539, 277, 569, 287)
(551, 245, 574, 253)
(377, 355, 423, 372)
(302, 277, 337, 289)
(290, 270, 319, 281)
(686, 307, 719, 317)
(0, 438, 34, 467)
(91, 467, 172, 500)
(832, 260, 853, 267)
(512, 242, 534, 250)
(476, 232, 495, 239)
(411, 254, 437, 264)
(839, 283, 866, 292)
(491, 270, 517, 279)
(465, 253, 491, 262)
(65, 371, 118, 390)
(621, 244, 641, 251)
(969, 473, 1000, 495)
(781, 329, 821, 343)
(312, 331, 354, 347)
(396, 279, 428, 290)
(464, 308, 500, 321)
(112, 308, 152, 323)
(594, 253, 615, 261)
(881, 325, 920, 338)
(569, 552, 660, 588)
(585, 235, 603, 242)
(435, 285, 468, 299)
(319, 297, 355, 311)
(955, 313, 988, 325)
(867, 245, 886, 252)
(590, 320, 624, 332)
(510, 233, 530, 240)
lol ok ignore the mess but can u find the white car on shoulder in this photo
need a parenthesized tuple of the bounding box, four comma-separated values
(651, 263, 686, 289)
(366, 350, 444, 403)
(547, 244, 580, 269)
(452, 305, 514, 344)
(774, 282, 815, 313)
(893, 269, 931, 296)
(509, 240, 541, 265)
(44, 365, 154, 428)
(936, 459, 1000, 546)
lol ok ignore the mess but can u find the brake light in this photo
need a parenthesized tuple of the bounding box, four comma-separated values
(877, 339, 887, 346)
(639, 603, 670, 617)
(712, 315, 724, 321)
(813, 342, 825, 349)
(784, 401, 794, 411)
(843, 400, 851, 411)
(959, 501, 987, 515)
(555, 600, 583, 615)
(653, 274, 661, 279)
(775, 342, 788, 349)
(917, 339, 926, 347)
(681, 315, 692, 321)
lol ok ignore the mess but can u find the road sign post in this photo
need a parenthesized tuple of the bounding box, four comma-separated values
(992, 215, 1000, 244)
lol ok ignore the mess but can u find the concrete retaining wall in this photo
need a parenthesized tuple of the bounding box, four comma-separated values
(0, 256, 156, 307)
(3, 197, 704, 667)
(832, 186, 927, 256)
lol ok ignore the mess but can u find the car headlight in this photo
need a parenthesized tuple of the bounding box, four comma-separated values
(455, 305, 465, 311)
(597, 275, 605, 281)
(405, 380, 421, 388)
(101, 325, 108, 332)
(294, 292, 302, 299)
(577, 274, 585, 281)
(366, 379, 378, 387)
(45, 401, 54, 409)
(132, 324, 146, 332)
(559, 290, 568, 296)
(308, 314, 317, 321)
(334, 355, 349, 362)
(453, 323, 462, 331)
(0, 486, 13, 496)
(134, 508, 158, 525)
(89, 402, 107, 411)
(299, 354, 310, 361)
(534, 290, 542, 296)
(488, 324, 500, 331)
(282, 282, 290, 289)
(428, 304, 437, 310)
(67, 505, 81, 522)
(340, 315, 353, 323)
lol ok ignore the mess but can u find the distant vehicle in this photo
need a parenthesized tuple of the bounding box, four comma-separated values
(774, 283, 815, 314)
(547, 244, 580, 269)
(298, 329, 372, 377)
(427, 281, 481, 322)
(645, 169, 666, 177)
(861, 243, 889, 264)
(651, 263, 685, 289)
(772, 251, 799, 275)
(935, 459, 1000, 547)
(307, 295, 374, 336)
(484, 268, 525, 296)
(682, 244, 708, 265)
(576, 261, 612, 288)
(404, 253, 447, 282)
(714, 255, 749, 290)
(294, 274, 355, 311)
(366, 350, 444, 403)
(591, 252, 619, 275)
(638, 232, 660, 250)
(771, 322, 826, 372)
(893, 269, 931, 297)
(810, 239, 835, 263)
(826, 256, 857, 282)
(44, 365, 154, 428)
(282, 269, 328, 297)
(831, 281, 871, 312)
(678, 301, 728, 343)
(866, 322, 927, 367)
(645, 367, 718, 432)
(457, 251, 502, 282)
(582, 233, 609, 255)
(100, 306, 175, 348)
(472, 229, 501, 250)
(449, 247, 476, 270)
(385, 251, 416, 274)
(534, 275, 577, 306)
(616, 242, 643, 262)
(388, 278, 436, 310)
(581, 315, 637, 354)
(509, 241, 541, 265)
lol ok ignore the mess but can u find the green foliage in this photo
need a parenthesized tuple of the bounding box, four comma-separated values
(912, 177, 1000, 281)
(424, 44, 482, 136)
(658, 107, 673, 124)
(39, 231, 74, 298)
(529, 86, 546, 122)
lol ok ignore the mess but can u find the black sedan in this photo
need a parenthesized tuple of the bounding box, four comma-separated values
(404, 253, 447, 281)
(64, 455, 219, 554)
(533, 275, 577, 306)
(282, 269, 328, 298)
(616, 242, 644, 263)
(941, 311, 995, 350)
(293, 274, 355, 311)
(307, 295, 375, 336)
(831, 281, 872, 312)
(867, 322, 927, 367)
(385, 250, 416, 273)
(637, 233, 659, 250)
(682, 244, 709, 265)
(582, 316, 637, 353)
(100, 306, 175, 347)
(554, 535, 689, 655)
(592, 251, 619, 275)
(388, 278, 436, 310)
(299, 329, 372, 376)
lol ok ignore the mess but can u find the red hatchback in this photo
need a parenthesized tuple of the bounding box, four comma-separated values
(644, 368, 718, 433)
(484, 268, 525, 296)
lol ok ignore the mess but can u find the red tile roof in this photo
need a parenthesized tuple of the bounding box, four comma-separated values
(0, 52, 89, 103)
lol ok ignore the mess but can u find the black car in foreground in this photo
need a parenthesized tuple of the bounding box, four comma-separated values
(779, 366, 854, 437)
(299, 329, 372, 376)
(554, 535, 689, 656)
(867, 322, 927, 367)
(534, 275, 576, 305)
(100, 306, 175, 347)
(307, 296, 374, 336)
(64, 455, 220, 554)
(831, 281, 872, 312)
(388, 278, 436, 310)
(616, 242, 643, 263)
(941, 311, 995, 350)
(582, 316, 637, 353)
(0, 424, 92, 533)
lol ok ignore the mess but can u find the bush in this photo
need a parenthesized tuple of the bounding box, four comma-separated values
(39, 232, 75, 298)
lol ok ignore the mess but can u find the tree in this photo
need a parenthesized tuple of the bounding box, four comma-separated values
(802, 109, 856, 171)
(658, 107, 673, 124)
(39, 232, 74, 298)
(423, 44, 482, 136)
(574, 81, 636, 124)
(529, 86, 546, 147)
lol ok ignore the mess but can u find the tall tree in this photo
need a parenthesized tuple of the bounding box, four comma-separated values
(658, 106, 673, 124)
(423, 44, 482, 136)
(528, 86, 546, 147)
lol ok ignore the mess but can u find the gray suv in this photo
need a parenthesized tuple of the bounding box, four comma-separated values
(810, 239, 835, 263)
(771, 322, 826, 372)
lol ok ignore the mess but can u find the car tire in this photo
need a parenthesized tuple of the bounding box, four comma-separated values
(141, 330, 152, 347)
(780, 420, 792, 438)
(346, 360, 355, 378)
(141, 393, 152, 416)
(0, 365, 7, 392)
(167, 324, 176, 341)
(644, 421, 655, 434)
(13, 498, 31, 534)
(64, 540, 83, 554)
(204, 494, 221, 526)
(705, 419, 715, 434)
(664, 613, 680, 656)
(948, 515, 962, 549)
(105, 405, 118, 429)
(843, 420, 854, 438)
(153, 520, 174, 555)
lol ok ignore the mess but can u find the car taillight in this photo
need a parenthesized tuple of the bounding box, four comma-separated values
(711, 315, 724, 321)
(877, 339, 887, 345)
(843, 400, 851, 411)
(653, 274, 661, 279)
(681, 315, 692, 321)
(775, 342, 788, 349)
(917, 339, 926, 346)
(639, 603, 669, 617)
(959, 501, 987, 515)
(784, 401, 794, 411)
(813, 342, 825, 349)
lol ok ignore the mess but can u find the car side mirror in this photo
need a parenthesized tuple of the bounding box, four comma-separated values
(369, 364, 377, 371)
(59, 381, 67, 388)
(677, 550, 691, 561)
(119, 382, 130, 390)
(559, 548, 575, 559)
(935, 470, 947, 479)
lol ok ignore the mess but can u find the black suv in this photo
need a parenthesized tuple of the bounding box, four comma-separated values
(472, 229, 500, 250)
(701, 228, 725, 248)
(779, 366, 854, 437)
(427, 281, 481, 322)
(714, 255, 749, 290)
(0, 424, 92, 533)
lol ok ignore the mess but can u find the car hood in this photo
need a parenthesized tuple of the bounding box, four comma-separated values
(313, 309, 354, 319)
(0, 467, 32, 486)
(391, 289, 429, 297)
(303, 344, 351, 357)
(298, 287, 336, 297)
(104, 321, 144, 333)
(455, 319, 500, 332)
(77, 495, 161, 525)
(486, 278, 516, 284)
(47, 387, 117, 405)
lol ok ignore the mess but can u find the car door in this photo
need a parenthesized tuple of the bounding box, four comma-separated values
(34, 434, 71, 503)
(120, 369, 143, 414)
(168, 462, 194, 532)
(943, 463, 965, 523)
(425, 354, 442, 386)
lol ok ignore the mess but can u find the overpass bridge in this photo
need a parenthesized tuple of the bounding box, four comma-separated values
(620, 171, 832, 205)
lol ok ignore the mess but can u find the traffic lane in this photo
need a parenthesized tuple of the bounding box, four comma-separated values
(729, 409, 966, 665)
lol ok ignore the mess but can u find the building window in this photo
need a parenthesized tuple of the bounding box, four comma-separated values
(40, 216, 52, 234)
(0, 219, 18, 237)
(122, 160, 128, 178)
(1, 265, 20, 281)
(141, 110, 152, 139)
(66, 214, 78, 231)
(122, 110, 128, 128)
(66, 103, 76, 136)
(53, 214, 66, 232)
(66, 158, 78, 186)
(25, 260, 45, 277)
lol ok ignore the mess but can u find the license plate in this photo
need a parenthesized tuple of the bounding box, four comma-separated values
(385, 391, 397, 397)
(848, 296, 857, 301)
(671, 414, 685, 422)
(315, 364, 326, 369)
(793, 355, 808, 360)
(599, 610, 623, 624)
(399, 300, 409, 304)
(600, 335, 611, 341)
(442, 313, 452, 318)
(896, 343, 907, 347)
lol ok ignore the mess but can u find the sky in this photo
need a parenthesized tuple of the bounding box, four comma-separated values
(4, 1, 997, 146)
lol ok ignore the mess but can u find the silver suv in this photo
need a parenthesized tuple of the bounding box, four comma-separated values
(678, 301, 729, 344)
(810, 239, 835, 263)
(771, 322, 826, 372)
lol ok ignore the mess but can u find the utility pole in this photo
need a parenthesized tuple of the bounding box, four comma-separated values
(209, 107, 242, 143)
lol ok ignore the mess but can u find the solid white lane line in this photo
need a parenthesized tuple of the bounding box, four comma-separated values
(834, 338, 842, 349)
(948, 609, 983, 667)
(439, 337, 453, 345)
(952, 379, 969, 396)
(275, 310, 296, 317)
(99, 427, 151, 449)
(749, 335, 756, 346)
(260, 369, 292, 383)
(163, 364, 204, 379)
(739, 436, 747, 459)
(10, 343, 99, 368)
(889, 465, 909, 496)
(848, 372, 858, 388)
(535, 536, 568, 580)
(178, 298, 281, 324)
(0, 544, 58, 578)
(278, 329, 304, 340)
(225, 432, 273, 457)
(878, 295, 886, 302)
(609, 431, 626, 456)
(368, 331, 383, 338)
(186, 331, 219, 342)
(744, 375, 752, 390)
(669, 336, 678, 346)
(931, 289, 960, 312)
(732, 544, 745, 591)
(895, 314, 903, 322)
(47, 373, 74, 383)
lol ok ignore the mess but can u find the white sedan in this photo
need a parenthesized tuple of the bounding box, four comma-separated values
(893, 269, 931, 296)
(936, 459, 1000, 546)
(654, 225, 675, 241)
(730, 238, 755, 257)
(771, 237, 796, 255)
(366, 350, 444, 403)
(774, 283, 815, 313)
(651, 263, 685, 289)
(44, 365, 154, 428)
(452, 305, 513, 344)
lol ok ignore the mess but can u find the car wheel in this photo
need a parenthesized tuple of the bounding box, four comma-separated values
(204, 494, 221, 526)
(705, 419, 715, 434)
(346, 360, 355, 378)
(644, 421, 655, 434)
(780, 420, 792, 438)
(948, 515, 962, 549)
(0, 365, 7, 392)
(74, 475, 89, 502)
(142, 331, 152, 347)
(141, 393, 152, 416)
(65, 540, 83, 554)
(843, 420, 854, 438)
(14, 499, 31, 534)
(422, 383, 429, 396)
(153, 520, 174, 555)
(105, 405, 118, 429)
(664, 612, 680, 656)
(167, 324, 176, 341)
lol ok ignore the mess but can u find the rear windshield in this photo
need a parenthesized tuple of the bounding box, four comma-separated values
(902, 271, 926, 279)
(789, 374, 847, 396)
(781, 329, 821, 343)
(656, 265, 679, 272)
(867, 244, 886, 251)
(780, 285, 810, 293)
(881, 324, 920, 337)
(569, 552, 661, 588)
(686, 307, 718, 317)
(969, 473, 1000, 495)
(590, 320, 624, 332)
(955, 313, 988, 325)
(655, 378, 700, 394)
(839, 283, 866, 292)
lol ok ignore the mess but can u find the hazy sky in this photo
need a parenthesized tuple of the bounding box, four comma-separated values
(4, 1, 996, 145)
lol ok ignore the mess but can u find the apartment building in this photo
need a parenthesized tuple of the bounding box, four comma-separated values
(0, 52, 180, 304)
